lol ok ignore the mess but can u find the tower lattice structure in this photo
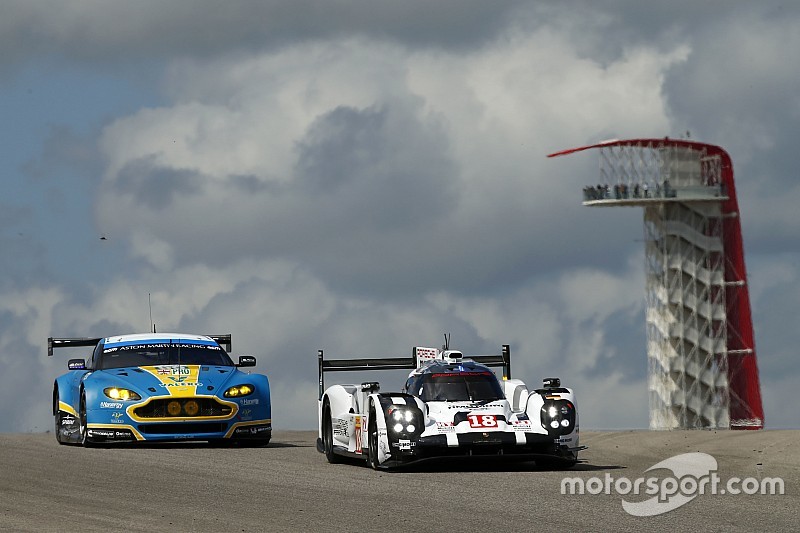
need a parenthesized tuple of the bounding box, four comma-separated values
(549, 138, 764, 430)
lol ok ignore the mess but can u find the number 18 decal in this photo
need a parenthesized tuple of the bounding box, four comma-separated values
(467, 414, 497, 428)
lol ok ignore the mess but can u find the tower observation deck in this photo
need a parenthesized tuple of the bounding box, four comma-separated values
(549, 138, 764, 430)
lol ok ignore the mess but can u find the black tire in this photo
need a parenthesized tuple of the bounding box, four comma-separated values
(322, 400, 340, 464)
(367, 406, 380, 469)
(78, 392, 93, 448)
(53, 390, 66, 445)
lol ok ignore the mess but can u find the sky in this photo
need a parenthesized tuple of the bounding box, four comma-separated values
(2, 0, 798, 433)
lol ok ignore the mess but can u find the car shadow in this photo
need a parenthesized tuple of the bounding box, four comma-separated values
(87, 440, 303, 449)
(383, 456, 626, 474)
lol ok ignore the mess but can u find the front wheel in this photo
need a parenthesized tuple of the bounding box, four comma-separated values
(367, 406, 380, 470)
(322, 400, 340, 464)
(78, 393, 93, 448)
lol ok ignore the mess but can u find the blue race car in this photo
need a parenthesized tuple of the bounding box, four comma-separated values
(49, 332, 271, 446)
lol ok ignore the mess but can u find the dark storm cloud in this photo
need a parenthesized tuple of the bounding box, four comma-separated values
(0, 0, 519, 72)
(0, 204, 48, 286)
(293, 103, 457, 231)
(528, 1, 793, 65)
(114, 157, 206, 210)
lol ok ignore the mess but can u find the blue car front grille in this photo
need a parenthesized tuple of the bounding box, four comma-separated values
(139, 422, 228, 435)
(133, 398, 233, 419)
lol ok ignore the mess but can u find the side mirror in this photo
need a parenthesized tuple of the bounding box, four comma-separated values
(68, 359, 86, 370)
(360, 381, 380, 393)
(237, 355, 256, 367)
(542, 377, 561, 388)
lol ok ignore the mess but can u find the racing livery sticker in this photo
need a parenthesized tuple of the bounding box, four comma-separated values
(141, 365, 203, 396)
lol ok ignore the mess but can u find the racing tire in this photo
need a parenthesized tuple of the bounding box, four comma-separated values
(322, 400, 340, 464)
(367, 405, 380, 470)
(53, 390, 67, 445)
(78, 392, 94, 448)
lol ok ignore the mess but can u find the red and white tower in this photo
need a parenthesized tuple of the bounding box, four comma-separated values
(549, 138, 764, 429)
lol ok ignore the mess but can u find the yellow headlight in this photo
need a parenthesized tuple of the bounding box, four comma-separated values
(104, 387, 141, 401)
(167, 401, 182, 416)
(224, 384, 255, 398)
(184, 400, 200, 416)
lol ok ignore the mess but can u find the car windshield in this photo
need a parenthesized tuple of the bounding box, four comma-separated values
(99, 341, 234, 369)
(415, 371, 504, 402)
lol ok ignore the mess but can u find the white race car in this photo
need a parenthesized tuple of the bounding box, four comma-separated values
(316, 343, 584, 469)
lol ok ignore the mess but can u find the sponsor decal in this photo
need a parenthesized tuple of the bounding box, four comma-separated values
(415, 347, 439, 363)
(354, 416, 363, 454)
(431, 371, 493, 378)
(436, 421, 456, 434)
(512, 419, 532, 431)
(88, 429, 115, 438)
(154, 365, 191, 376)
(100, 401, 123, 409)
(159, 382, 203, 388)
(143, 365, 203, 394)
(395, 439, 415, 451)
(111, 343, 218, 351)
(240, 398, 259, 406)
(234, 425, 270, 436)
(446, 402, 503, 409)
(333, 418, 348, 437)
(111, 412, 124, 423)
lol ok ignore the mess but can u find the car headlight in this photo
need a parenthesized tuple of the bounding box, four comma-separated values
(391, 409, 414, 422)
(224, 384, 255, 398)
(541, 400, 575, 434)
(387, 406, 422, 435)
(104, 387, 141, 401)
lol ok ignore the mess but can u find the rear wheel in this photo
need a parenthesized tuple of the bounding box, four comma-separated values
(367, 405, 380, 470)
(322, 400, 340, 464)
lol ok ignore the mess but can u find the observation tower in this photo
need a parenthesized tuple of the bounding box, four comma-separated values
(549, 138, 764, 430)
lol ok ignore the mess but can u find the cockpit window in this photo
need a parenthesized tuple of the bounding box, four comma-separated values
(414, 371, 504, 402)
(98, 341, 233, 369)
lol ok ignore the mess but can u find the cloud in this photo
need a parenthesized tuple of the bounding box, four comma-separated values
(3, 2, 799, 434)
(0, 0, 520, 73)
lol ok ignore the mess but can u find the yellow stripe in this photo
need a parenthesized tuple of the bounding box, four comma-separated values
(58, 401, 78, 417)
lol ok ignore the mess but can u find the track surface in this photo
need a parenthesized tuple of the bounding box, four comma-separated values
(0, 430, 796, 532)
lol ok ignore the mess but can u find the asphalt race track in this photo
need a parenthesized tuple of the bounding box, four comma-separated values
(0, 430, 796, 532)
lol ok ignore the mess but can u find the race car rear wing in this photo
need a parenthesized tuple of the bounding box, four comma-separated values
(318, 344, 510, 399)
(47, 334, 233, 356)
